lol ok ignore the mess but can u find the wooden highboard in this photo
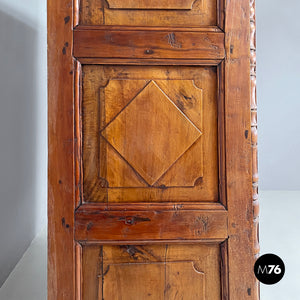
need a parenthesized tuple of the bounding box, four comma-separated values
(48, 0, 259, 299)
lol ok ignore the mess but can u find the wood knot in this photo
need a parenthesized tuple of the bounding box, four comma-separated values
(120, 216, 151, 225)
(144, 49, 154, 55)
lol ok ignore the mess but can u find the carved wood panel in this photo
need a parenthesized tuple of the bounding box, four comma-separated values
(81, 244, 221, 300)
(48, 0, 258, 297)
(79, 0, 217, 26)
(82, 65, 219, 203)
(101, 80, 202, 186)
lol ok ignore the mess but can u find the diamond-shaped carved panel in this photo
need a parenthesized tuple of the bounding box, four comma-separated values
(101, 81, 202, 186)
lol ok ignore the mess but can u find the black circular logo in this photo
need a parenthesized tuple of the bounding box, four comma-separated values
(254, 254, 285, 285)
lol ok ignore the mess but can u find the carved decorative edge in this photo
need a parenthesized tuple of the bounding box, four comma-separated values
(250, 0, 259, 258)
(250, 0, 260, 297)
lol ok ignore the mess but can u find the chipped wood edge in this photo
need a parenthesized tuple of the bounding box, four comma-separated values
(250, 0, 260, 298)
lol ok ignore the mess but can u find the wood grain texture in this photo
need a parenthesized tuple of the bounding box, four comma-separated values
(79, 0, 104, 25)
(82, 65, 219, 203)
(106, 0, 197, 10)
(225, 0, 259, 298)
(48, 0, 259, 298)
(76, 202, 226, 211)
(75, 205, 228, 242)
(48, 0, 74, 299)
(101, 80, 202, 186)
(217, 0, 225, 30)
(80, 244, 221, 300)
(78, 57, 223, 65)
(75, 61, 83, 208)
(74, 28, 225, 60)
(75, 26, 223, 32)
(217, 61, 226, 207)
(75, 243, 82, 300)
(79, 0, 217, 27)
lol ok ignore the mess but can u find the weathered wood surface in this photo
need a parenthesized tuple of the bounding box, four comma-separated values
(75, 204, 228, 242)
(106, 0, 197, 10)
(79, 0, 217, 27)
(225, 0, 259, 298)
(82, 65, 219, 203)
(48, 0, 259, 298)
(81, 244, 221, 300)
(74, 28, 225, 60)
(48, 0, 75, 299)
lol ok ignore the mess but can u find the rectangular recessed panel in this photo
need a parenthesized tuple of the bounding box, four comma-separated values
(79, 0, 217, 26)
(106, 0, 197, 10)
(82, 65, 219, 203)
(81, 244, 222, 300)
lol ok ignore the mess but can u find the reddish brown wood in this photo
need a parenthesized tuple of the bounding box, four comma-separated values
(106, 0, 197, 10)
(75, 207, 228, 242)
(48, 0, 75, 299)
(74, 0, 80, 27)
(218, 61, 227, 207)
(76, 25, 223, 32)
(48, 0, 259, 298)
(73, 28, 225, 60)
(75, 61, 82, 209)
(79, 0, 217, 27)
(81, 65, 219, 204)
(220, 241, 229, 300)
(78, 57, 223, 65)
(225, 0, 259, 298)
(76, 202, 226, 211)
(75, 243, 82, 300)
(217, 0, 225, 30)
(81, 244, 222, 300)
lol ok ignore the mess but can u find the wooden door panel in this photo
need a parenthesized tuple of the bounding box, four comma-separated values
(82, 65, 219, 203)
(81, 244, 221, 300)
(48, 0, 259, 298)
(79, 0, 218, 26)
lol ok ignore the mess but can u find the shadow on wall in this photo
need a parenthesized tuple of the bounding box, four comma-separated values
(0, 10, 37, 287)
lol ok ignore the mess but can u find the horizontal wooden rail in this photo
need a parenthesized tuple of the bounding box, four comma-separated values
(73, 27, 225, 60)
(75, 204, 228, 242)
